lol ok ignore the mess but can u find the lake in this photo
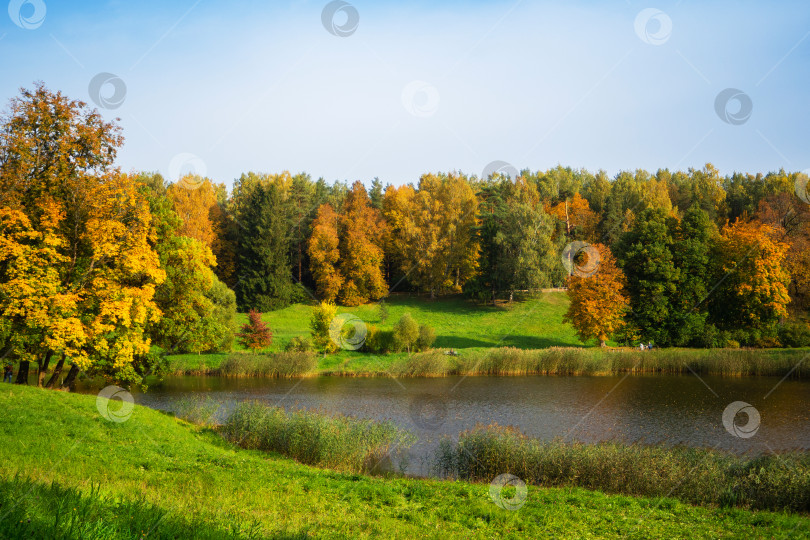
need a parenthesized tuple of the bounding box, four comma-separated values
(102, 374, 810, 477)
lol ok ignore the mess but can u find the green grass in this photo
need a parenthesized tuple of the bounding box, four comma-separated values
(180, 292, 581, 355)
(0, 385, 808, 539)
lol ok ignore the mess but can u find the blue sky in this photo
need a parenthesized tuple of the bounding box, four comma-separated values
(1, 0, 809, 188)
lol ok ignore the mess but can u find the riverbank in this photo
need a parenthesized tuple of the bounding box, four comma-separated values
(165, 346, 810, 378)
(1, 385, 808, 538)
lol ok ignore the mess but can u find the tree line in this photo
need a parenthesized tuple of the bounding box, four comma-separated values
(1, 84, 808, 386)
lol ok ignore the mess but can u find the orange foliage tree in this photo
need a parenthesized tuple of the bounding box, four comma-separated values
(307, 182, 386, 306)
(563, 244, 629, 347)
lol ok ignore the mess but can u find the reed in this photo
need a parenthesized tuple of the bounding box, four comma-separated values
(220, 401, 416, 473)
(217, 351, 317, 377)
(388, 347, 810, 377)
(436, 424, 810, 512)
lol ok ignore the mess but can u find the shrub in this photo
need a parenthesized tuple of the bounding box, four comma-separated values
(415, 324, 436, 351)
(363, 324, 395, 353)
(236, 310, 272, 350)
(778, 321, 810, 347)
(393, 313, 419, 353)
(310, 302, 338, 353)
(221, 401, 416, 472)
(285, 336, 313, 352)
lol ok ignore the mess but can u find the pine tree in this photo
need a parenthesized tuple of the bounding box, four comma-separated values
(236, 182, 295, 311)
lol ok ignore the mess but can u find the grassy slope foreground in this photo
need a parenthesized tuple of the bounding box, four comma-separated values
(0, 387, 808, 539)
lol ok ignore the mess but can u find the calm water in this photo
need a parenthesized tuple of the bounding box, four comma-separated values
(98, 374, 810, 477)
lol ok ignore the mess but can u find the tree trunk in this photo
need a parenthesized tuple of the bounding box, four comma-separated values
(15, 361, 30, 385)
(46, 354, 66, 388)
(61, 364, 79, 391)
(564, 200, 571, 235)
(37, 350, 53, 387)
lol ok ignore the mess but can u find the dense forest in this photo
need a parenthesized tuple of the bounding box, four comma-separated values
(2, 85, 809, 385)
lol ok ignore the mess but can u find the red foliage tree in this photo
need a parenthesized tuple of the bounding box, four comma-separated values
(236, 310, 273, 350)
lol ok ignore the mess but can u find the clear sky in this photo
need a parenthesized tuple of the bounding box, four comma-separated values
(1, 0, 809, 188)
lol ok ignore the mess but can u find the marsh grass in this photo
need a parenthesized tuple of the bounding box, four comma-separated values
(436, 424, 810, 512)
(217, 351, 317, 377)
(175, 395, 221, 426)
(220, 401, 416, 473)
(390, 347, 810, 377)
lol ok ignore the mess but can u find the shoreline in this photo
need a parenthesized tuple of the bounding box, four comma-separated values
(163, 346, 810, 379)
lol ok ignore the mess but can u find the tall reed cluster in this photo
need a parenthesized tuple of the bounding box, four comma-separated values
(391, 347, 810, 377)
(218, 351, 317, 377)
(221, 401, 415, 473)
(436, 424, 810, 512)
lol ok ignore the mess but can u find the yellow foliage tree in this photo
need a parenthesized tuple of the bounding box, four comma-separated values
(0, 84, 164, 386)
(384, 173, 479, 298)
(711, 219, 790, 331)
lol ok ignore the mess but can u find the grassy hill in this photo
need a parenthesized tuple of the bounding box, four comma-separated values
(0, 385, 807, 539)
(168, 292, 583, 374)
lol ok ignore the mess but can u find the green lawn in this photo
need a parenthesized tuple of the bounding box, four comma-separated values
(250, 292, 580, 351)
(0, 385, 807, 539)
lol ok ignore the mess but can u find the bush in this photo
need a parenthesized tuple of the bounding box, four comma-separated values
(285, 336, 313, 352)
(778, 321, 810, 347)
(219, 351, 316, 377)
(221, 401, 416, 473)
(364, 324, 395, 353)
(393, 313, 419, 353)
(310, 302, 338, 353)
(415, 324, 436, 351)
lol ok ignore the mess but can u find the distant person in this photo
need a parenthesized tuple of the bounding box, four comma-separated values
(648, 342, 653, 350)
(639, 343, 644, 351)
(2, 364, 12, 383)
